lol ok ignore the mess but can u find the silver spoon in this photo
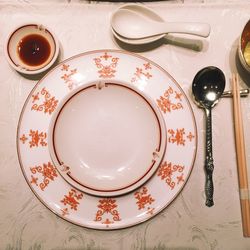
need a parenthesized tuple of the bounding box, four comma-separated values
(192, 66, 226, 207)
(111, 5, 210, 40)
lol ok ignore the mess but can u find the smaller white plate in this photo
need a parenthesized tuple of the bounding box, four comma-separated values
(48, 80, 166, 197)
(5, 24, 59, 75)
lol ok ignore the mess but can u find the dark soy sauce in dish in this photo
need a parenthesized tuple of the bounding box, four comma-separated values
(17, 34, 51, 66)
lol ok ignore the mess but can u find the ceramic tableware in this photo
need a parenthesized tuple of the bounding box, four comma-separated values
(17, 50, 197, 229)
(5, 23, 59, 75)
(111, 4, 210, 40)
(48, 81, 166, 197)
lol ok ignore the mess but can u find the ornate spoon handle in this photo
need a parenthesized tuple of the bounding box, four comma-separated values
(204, 107, 214, 207)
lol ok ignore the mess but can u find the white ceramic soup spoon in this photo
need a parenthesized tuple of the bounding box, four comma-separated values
(111, 27, 163, 45)
(111, 3, 165, 44)
(111, 4, 210, 40)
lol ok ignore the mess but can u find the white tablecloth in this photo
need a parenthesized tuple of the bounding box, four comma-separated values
(1, 1, 250, 249)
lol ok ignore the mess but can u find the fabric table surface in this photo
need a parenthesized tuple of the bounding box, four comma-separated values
(1, 1, 250, 249)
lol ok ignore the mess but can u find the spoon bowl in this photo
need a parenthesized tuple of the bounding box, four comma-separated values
(111, 4, 165, 44)
(192, 66, 225, 207)
(192, 66, 226, 108)
(111, 4, 211, 40)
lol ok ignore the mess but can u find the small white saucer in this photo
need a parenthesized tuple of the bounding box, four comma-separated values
(5, 23, 59, 75)
(49, 81, 166, 197)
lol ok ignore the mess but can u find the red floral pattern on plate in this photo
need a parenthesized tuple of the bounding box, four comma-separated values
(61, 64, 78, 90)
(157, 161, 185, 190)
(134, 186, 155, 215)
(131, 62, 152, 84)
(93, 52, 119, 78)
(60, 189, 83, 216)
(31, 87, 58, 115)
(30, 162, 58, 191)
(168, 128, 195, 146)
(19, 130, 47, 148)
(157, 86, 183, 113)
(94, 198, 121, 227)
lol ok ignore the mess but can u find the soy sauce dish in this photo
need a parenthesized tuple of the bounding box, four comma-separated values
(5, 24, 59, 75)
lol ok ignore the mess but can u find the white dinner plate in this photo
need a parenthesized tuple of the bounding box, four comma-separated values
(48, 80, 166, 197)
(17, 50, 197, 230)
